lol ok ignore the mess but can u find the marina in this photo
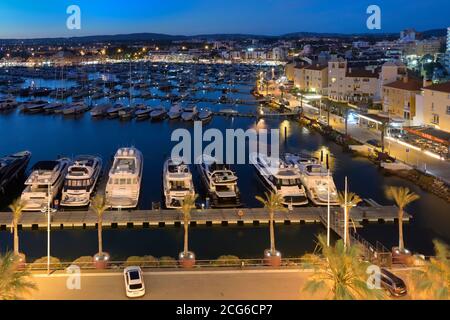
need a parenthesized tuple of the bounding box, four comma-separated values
(0, 62, 449, 261)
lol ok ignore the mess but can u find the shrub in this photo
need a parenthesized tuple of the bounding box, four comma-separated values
(72, 256, 94, 268)
(214, 255, 241, 266)
(159, 256, 177, 267)
(30, 256, 62, 270)
(125, 256, 158, 267)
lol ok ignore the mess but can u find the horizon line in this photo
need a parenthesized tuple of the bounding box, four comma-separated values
(0, 27, 447, 41)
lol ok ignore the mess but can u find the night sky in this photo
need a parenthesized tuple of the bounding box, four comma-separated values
(0, 0, 449, 38)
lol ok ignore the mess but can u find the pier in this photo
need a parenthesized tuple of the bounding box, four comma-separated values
(0, 206, 408, 230)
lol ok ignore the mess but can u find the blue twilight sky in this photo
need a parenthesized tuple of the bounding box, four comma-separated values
(0, 0, 449, 38)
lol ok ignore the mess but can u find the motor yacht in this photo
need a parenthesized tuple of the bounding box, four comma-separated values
(181, 105, 198, 121)
(0, 151, 31, 193)
(105, 147, 143, 209)
(90, 103, 112, 117)
(167, 104, 182, 120)
(20, 158, 71, 211)
(197, 156, 241, 208)
(283, 153, 339, 206)
(135, 106, 153, 120)
(198, 109, 213, 122)
(250, 153, 308, 207)
(60, 155, 103, 207)
(163, 158, 195, 209)
(150, 107, 167, 121)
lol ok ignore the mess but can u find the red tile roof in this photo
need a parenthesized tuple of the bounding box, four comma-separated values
(423, 81, 450, 93)
(383, 78, 422, 91)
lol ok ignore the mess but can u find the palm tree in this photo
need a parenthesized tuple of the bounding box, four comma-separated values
(0, 252, 36, 300)
(91, 195, 109, 255)
(338, 191, 362, 247)
(255, 192, 287, 254)
(179, 194, 198, 255)
(302, 234, 386, 300)
(9, 198, 25, 257)
(410, 240, 449, 300)
(385, 186, 420, 252)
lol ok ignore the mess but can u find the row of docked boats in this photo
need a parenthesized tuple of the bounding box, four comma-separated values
(0, 149, 339, 212)
(90, 103, 212, 122)
(2, 148, 143, 211)
(0, 97, 213, 122)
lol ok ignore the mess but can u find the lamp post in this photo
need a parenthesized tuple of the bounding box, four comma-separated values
(46, 183, 51, 275)
(327, 169, 331, 247)
(344, 177, 348, 248)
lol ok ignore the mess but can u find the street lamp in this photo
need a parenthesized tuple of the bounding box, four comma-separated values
(327, 169, 331, 247)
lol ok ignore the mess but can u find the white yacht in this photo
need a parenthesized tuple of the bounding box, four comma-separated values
(167, 104, 182, 120)
(283, 153, 339, 206)
(197, 157, 241, 208)
(105, 147, 143, 209)
(163, 158, 195, 209)
(60, 155, 103, 207)
(181, 105, 198, 121)
(20, 158, 71, 211)
(250, 153, 308, 207)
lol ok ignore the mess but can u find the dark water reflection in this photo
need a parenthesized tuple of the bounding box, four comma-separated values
(0, 112, 449, 260)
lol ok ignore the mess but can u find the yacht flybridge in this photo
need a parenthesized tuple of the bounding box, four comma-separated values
(163, 158, 195, 209)
(283, 153, 339, 206)
(197, 157, 241, 208)
(20, 158, 71, 211)
(250, 153, 308, 207)
(60, 155, 103, 207)
(105, 147, 143, 209)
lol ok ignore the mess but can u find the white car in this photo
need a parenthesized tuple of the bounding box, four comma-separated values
(123, 266, 146, 298)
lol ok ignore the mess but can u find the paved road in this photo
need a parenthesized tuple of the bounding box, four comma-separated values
(25, 269, 316, 300)
(24, 268, 411, 300)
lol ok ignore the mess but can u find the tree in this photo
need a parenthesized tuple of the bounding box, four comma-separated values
(255, 192, 287, 254)
(91, 195, 109, 255)
(0, 252, 36, 300)
(338, 191, 362, 247)
(410, 240, 449, 300)
(179, 194, 198, 255)
(385, 186, 420, 252)
(9, 198, 25, 256)
(302, 234, 386, 300)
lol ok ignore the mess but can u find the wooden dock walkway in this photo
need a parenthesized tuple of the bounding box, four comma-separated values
(0, 206, 408, 230)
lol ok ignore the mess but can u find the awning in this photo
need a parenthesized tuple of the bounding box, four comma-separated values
(403, 127, 450, 146)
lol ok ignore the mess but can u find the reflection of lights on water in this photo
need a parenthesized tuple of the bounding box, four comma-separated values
(280, 120, 292, 138)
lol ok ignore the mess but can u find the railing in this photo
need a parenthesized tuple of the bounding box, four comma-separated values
(319, 210, 392, 267)
(26, 257, 313, 272)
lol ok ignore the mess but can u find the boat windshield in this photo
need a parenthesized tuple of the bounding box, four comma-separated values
(216, 184, 234, 192)
(65, 179, 92, 188)
(109, 178, 138, 185)
(274, 177, 301, 187)
(169, 180, 189, 190)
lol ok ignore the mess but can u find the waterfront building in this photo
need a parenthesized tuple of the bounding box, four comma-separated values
(327, 58, 379, 103)
(294, 64, 328, 94)
(382, 76, 423, 124)
(422, 81, 450, 132)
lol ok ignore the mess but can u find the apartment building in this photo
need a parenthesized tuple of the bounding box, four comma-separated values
(327, 58, 379, 103)
(293, 64, 328, 94)
(382, 77, 422, 123)
(422, 82, 450, 132)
